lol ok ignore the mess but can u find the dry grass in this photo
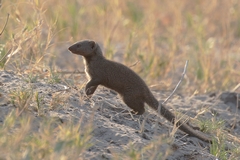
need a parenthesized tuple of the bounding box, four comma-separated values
(0, 0, 240, 159)
(0, 0, 239, 93)
(0, 110, 93, 160)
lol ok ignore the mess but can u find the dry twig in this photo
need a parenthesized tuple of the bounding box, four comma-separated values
(0, 48, 11, 62)
(129, 60, 140, 68)
(56, 70, 85, 74)
(162, 60, 189, 104)
(0, 13, 9, 36)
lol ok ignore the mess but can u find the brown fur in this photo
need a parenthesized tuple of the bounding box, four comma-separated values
(68, 40, 212, 143)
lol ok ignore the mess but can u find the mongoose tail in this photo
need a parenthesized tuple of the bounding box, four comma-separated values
(145, 91, 212, 143)
(159, 104, 212, 143)
(68, 40, 212, 143)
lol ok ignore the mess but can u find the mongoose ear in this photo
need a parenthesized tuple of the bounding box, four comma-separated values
(89, 41, 96, 49)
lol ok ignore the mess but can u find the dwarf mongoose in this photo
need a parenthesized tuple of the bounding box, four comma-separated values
(68, 40, 212, 143)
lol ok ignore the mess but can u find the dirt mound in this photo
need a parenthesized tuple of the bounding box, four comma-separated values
(0, 71, 239, 159)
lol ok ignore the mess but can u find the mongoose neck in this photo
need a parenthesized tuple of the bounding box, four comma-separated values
(95, 43, 104, 56)
(83, 43, 105, 64)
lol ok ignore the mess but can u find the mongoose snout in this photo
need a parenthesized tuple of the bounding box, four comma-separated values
(68, 39, 212, 143)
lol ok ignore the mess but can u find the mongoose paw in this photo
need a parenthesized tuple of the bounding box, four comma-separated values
(86, 94, 93, 98)
(85, 86, 96, 96)
(86, 90, 92, 96)
(131, 110, 141, 115)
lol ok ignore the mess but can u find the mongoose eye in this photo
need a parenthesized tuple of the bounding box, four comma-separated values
(77, 44, 81, 48)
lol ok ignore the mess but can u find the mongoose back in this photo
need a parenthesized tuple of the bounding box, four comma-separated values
(68, 40, 212, 143)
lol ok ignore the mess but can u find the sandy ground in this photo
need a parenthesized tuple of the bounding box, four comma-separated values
(0, 70, 239, 159)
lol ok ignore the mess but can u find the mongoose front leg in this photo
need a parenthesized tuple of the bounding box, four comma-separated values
(85, 79, 100, 96)
(86, 86, 98, 96)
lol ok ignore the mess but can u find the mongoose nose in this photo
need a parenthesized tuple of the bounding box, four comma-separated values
(68, 46, 73, 51)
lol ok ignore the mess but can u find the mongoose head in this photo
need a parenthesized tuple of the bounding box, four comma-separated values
(68, 40, 98, 57)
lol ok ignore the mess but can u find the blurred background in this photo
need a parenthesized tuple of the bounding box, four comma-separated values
(0, 0, 239, 94)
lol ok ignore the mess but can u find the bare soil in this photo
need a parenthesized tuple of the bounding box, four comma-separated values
(0, 70, 239, 160)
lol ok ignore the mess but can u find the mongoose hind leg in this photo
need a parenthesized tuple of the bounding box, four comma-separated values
(122, 95, 145, 115)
